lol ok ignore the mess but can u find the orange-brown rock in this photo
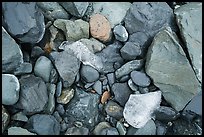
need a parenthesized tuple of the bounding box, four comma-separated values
(89, 14, 112, 42)
(101, 91, 111, 104)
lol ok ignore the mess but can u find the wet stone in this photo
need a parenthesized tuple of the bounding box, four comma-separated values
(119, 75, 130, 82)
(55, 104, 65, 116)
(65, 126, 89, 135)
(128, 79, 139, 93)
(11, 111, 28, 122)
(13, 62, 32, 75)
(107, 73, 115, 87)
(8, 127, 36, 135)
(56, 81, 62, 97)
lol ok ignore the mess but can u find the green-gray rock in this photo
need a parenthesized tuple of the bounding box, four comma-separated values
(11, 111, 28, 122)
(145, 27, 201, 111)
(174, 2, 202, 83)
(8, 127, 36, 135)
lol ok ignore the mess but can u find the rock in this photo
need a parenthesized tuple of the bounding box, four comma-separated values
(111, 82, 132, 106)
(139, 87, 149, 94)
(57, 88, 75, 104)
(31, 46, 44, 59)
(26, 114, 60, 135)
(8, 127, 36, 135)
(55, 104, 65, 116)
(54, 19, 89, 42)
(11, 111, 28, 122)
(174, 3, 202, 82)
(37, 2, 70, 20)
(115, 60, 144, 80)
(34, 56, 53, 82)
(14, 75, 48, 115)
(128, 32, 150, 48)
(101, 91, 111, 104)
(127, 119, 156, 135)
(49, 68, 58, 84)
(79, 38, 106, 53)
(2, 2, 45, 43)
(130, 71, 151, 87)
(92, 2, 131, 28)
(119, 75, 130, 82)
(128, 79, 139, 93)
(93, 122, 111, 135)
(124, 2, 176, 37)
(2, 27, 23, 73)
(59, 41, 103, 72)
(155, 106, 179, 122)
(93, 80, 102, 95)
(120, 42, 144, 60)
(123, 91, 161, 128)
(116, 121, 127, 135)
(13, 62, 32, 75)
(65, 127, 89, 135)
(2, 105, 10, 133)
(113, 24, 128, 42)
(84, 82, 95, 89)
(53, 111, 62, 123)
(60, 122, 68, 132)
(105, 100, 123, 120)
(145, 27, 201, 111)
(50, 51, 80, 88)
(80, 65, 100, 83)
(90, 14, 112, 42)
(96, 42, 124, 73)
(44, 84, 56, 114)
(100, 127, 119, 135)
(59, 2, 89, 18)
(107, 73, 115, 87)
(65, 87, 99, 130)
(2, 74, 20, 105)
(155, 120, 167, 135)
(56, 81, 62, 97)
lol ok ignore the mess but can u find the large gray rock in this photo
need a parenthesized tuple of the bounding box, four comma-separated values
(92, 2, 131, 28)
(65, 87, 100, 130)
(145, 27, 201, 111)
(124, 2, 176, 41)
(123, 91, 161, 128)
(54, 19, 89, 42)
(80, 64, 99, 83)
(34, 56, 53, 83)
(2, 74, 20, 105)
(8, 127, 36, 135)
(50, 51, 80, 88)
(174, 3, 202, 83)
(26, 114, 60, 135)
(2, 2, 45, 43)
(14, 75, 48, 115)
(2, 27, 23, 73)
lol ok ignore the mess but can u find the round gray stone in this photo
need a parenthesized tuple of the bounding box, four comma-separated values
(130, 70, 151, 87)
(93, 80, 102, 95)
(113, 24, 128, 42)
(80, 64, 99, 83)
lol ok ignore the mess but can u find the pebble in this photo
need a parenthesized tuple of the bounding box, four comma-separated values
(31, 46, 44, 59)
(105, 100, 123, 120)
(2, 105, 10, 133)
(34, 56, 53, 83)
(80, 64, 100, 83)
(2, 74, 20, 105)
(93, 80, 102, 95)
(128, 79, 139, 93)
(130, 70, 151, 87)
(90, 14, 112, 42)
(65, 127, 89, 135)
(113, 24, 128, 42)
(56, 81, 62, 97)
(119, 75, 130, 82)
(13, 62, 32, 75)
(138, 87, 149, 94)
(116, 121, 127, 135)
(8, 127, 36, 135)
(55, 104, 65, 116)
(53, 111, 63, 123)
(11, 111, 28, 122)
(101, 91, 111, 104)
(107, 73, 115, 87)
(57, 88, 75, 104)
(93, 122, 111, 135)
(60, 122, 68, 132)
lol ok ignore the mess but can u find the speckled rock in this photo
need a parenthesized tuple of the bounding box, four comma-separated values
(105, 100, 123, 120)
(57, 88, 75, 104)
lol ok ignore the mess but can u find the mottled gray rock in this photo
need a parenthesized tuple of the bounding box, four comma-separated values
(56, 104, 65, 116)
(53, 111, 62, 123)
(34, 56, 53, 82)
(56, 81, 62, 97)
(79, 38, 106, 53)
(26, 114, 60, 135)
(60, 41, 103, 72)
(80, 65, 99, 83)
(37, 2, 70, 20)
(105, 100, 123, 120)
(93, 80, 102, 95)
(44, 84, 56, 114)
(54, 19, 89, 42)
(128, 79, 139, 93)
(116, 121, 127, 135)
(2, 27, 23, 73)
(65, 87, 99, 130)
(2, 74, 20, 105)
(2, 105, 10, 133)
(115, 59, 144, 80)
(31, 46, 44, 59)
(130, 71, 151, 87)
(11, 111, 28, 122)
(50, 51, 80, 88)
(2, 2, 45, 43)
(127, 119, 156, 135)
(49, 68, 58, 84)
(120, 42, 144, 60)
(124, 2, 176, 36)
(96, 42, 124, 73)
(8, 127, 36, 135)
(123, 91, 161, 128)
(145, 27, 201, 111)
(100, 127, 119, 135)
(107, 73, 115, 87)
(14, 62, 32, 75)
(113, 25, 128, 42)
(92, 2, 131, 28)
(59, 2, 89, 17)
(175, 3, 202, 83)
(111, 82, 132, 106)
(14, 75, 48, 115)
(65, 127, 89, 135)
(93, 122, 111, 135)
(57, 88, 75, 104)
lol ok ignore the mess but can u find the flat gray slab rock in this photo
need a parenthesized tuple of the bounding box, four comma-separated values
(145, 27, 201, 111)
(174, 2, 202, 83)
(123, 91, 161, 128)
(2, 27, 23, 73)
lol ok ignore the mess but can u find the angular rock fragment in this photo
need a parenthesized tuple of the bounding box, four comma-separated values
(11, 111, 28, 122)
(2, 105, 10, 133)
(57, 88, 75, 105)
(80, 65, 99, 83)
(123, 91, 161, 128)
